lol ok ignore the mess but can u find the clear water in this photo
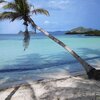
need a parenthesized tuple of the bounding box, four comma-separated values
(0, 34, 100, 87)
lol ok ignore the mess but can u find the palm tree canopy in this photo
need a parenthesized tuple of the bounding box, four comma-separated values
(32, 8, 50, 16)
(0, 0, 49, 50)
(0, 0, 49, 22)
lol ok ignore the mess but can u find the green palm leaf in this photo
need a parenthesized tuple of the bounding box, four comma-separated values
(0, 12, 21, 21)
(3, 2, 17, 11)
(32, 8, 50, 16)
(15, 0, 30, 15)
(0, 0, 50, 50)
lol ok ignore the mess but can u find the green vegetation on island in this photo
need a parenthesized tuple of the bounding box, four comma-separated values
(65, 27, 100, 36)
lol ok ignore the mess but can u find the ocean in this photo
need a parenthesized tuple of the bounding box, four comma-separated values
(0, 33, 100, 87)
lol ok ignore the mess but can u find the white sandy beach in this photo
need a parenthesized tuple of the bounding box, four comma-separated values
(0, 73, 100, 100)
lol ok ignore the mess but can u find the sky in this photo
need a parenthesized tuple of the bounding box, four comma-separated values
(0, 0, 100, 34)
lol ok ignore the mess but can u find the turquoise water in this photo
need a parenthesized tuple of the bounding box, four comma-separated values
(0, 34, 100, 86)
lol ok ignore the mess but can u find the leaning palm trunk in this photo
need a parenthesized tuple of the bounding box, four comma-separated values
(28, 17, 100, 80)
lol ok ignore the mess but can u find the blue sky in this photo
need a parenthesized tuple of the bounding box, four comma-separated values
(0, 0, 100, 34)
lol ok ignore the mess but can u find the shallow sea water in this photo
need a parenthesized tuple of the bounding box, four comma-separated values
(0, 34, 100, 86)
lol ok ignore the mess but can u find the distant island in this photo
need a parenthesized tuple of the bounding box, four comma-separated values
(18, 30, 65, 35)
(18, 27, 100, 36)
(65, 27, 100, 36)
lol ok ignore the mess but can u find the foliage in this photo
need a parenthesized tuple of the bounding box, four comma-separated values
(65, 27, 100, 36)
(0, 0, 49, 50)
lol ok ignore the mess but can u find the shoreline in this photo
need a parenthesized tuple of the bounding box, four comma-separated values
(65, 33, 100, 36)
(0, 70, 86, 91)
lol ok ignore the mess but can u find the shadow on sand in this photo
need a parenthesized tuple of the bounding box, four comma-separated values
(4, 82, 38, 100)
(2, 77, 100, 100)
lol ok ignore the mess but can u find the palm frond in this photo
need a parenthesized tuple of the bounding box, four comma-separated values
(15, 0, 30, 15)
(0, 12, 21, 21)
(3, 2, 17, 11)
(32, 8, 50, 16)
(10, 12, 22, 21)
(0, 12, 13, 20)
(0, 0, 50, 50)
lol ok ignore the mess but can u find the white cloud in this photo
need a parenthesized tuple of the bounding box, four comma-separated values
(48, 0, 70, 10)
(44, 20, 50, 24)
(43, 20, 57, 26)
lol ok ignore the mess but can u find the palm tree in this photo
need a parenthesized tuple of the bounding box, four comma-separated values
(0, 0, 100, 80)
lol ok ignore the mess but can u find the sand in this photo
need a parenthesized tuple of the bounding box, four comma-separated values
(0, 74, 100, 100)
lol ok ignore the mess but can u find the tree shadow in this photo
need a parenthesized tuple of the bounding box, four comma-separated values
(4, 82, 38, 100)
(38, 78, 100, 100)
(1, 76, 100, 100)
(5, 86, 20, 100)
(25, 83, 37, 100)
